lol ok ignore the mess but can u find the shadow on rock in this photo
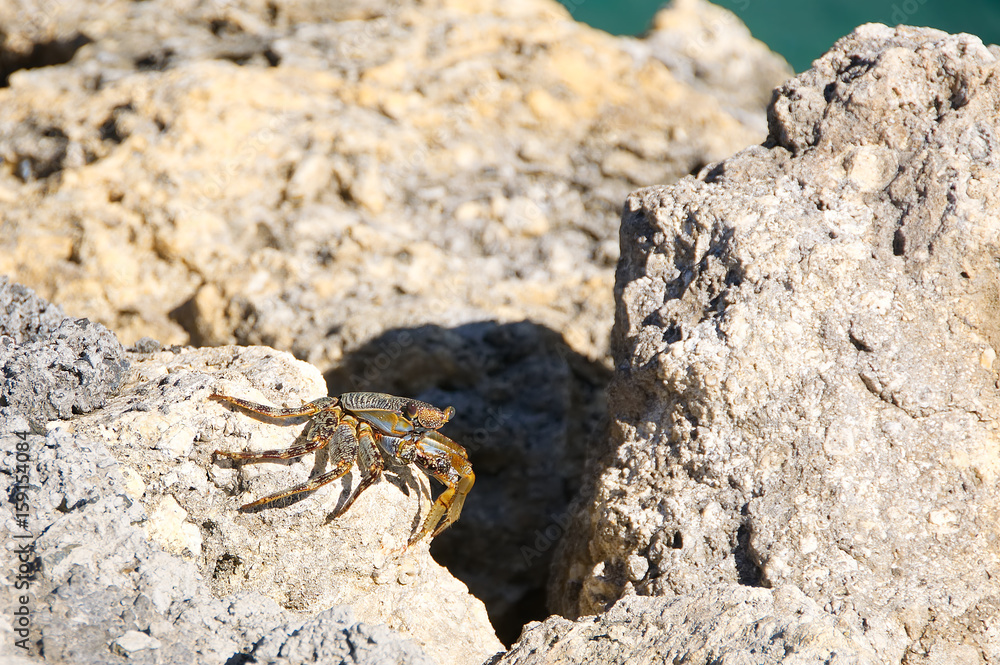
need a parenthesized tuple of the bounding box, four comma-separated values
(325, 321, 612, 645)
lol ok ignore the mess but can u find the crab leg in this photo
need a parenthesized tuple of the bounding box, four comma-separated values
(327, 422, 386, 521)
(211, 393, 339, 418)
(215, 405, 345, 461)
(210, 389, 474, 545)
(236, 421, 358, 509)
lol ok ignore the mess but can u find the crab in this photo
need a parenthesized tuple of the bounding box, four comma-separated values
(210, 391, 474, 547)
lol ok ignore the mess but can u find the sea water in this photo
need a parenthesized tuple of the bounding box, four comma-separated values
(560, 0, 1000, 72)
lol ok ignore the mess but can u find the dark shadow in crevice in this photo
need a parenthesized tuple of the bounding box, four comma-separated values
(135, 48, 175, 71)
(0, 32, 92, 88)
(325, 320, 612, 646)
(734, 521, 763, 587)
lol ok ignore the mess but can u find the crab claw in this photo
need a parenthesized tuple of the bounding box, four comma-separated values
(406, 430, 474, 546)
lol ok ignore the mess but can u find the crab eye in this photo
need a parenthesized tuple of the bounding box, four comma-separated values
(405, 403, 419, 419)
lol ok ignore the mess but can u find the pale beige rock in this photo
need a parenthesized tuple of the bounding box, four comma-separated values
(497, 585, 879, 665)
(0, 0, 774, 368)
(0, 0, 789, 650)
(646, 0, 793, 125)
(550, 24, 1000, 664)
(111, 630, 163, 656)
(68, 344, 503, 665)
(145, 494, 203, 558)
(121, 465, 147, 499)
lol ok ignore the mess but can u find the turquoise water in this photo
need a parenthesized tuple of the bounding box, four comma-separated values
(559, 0, 1000, 72)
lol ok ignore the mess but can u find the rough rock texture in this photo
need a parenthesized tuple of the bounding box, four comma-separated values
(61, 343, 502, 665)
(248, 605, 435, 665)
(494, 585, 878, 665)
(325, 322, 612, 643)
(0, 0, 789, 643)
(0, 284, 489, 665)
(643, 0, 793, 132)
(0, 0, 782, 363)
(0, 276, 66, 343)
(1, 425, 287, 665)
(550, 24, 1000, 664)
(0, 278, 129, 431)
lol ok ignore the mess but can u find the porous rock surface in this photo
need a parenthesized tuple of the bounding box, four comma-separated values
(0, 276, 129, 431)
(65, 343, 502, 665)
(644, 0, 793, 132)
(249, 605, 437, 665)
(0, 0, 784, 364)
(0, 0, 789, 643)
(496, 585, 878, 665)
(550, 24, 1000, 664)
(0, 282, 491, 665)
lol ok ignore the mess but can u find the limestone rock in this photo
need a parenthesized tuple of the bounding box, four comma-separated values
(0, 276, 66, 343)
(0, 0, 770, 366)
(496, 585, 878, 665)
(1, 423, 294, 665)
(550, 24, 1000, 664)
(64, 343, 504, 665)
(0, 0, 786, 646)
(644, 0, 793, 131)
(0, 284, 497, 665)
(0, 278, 129, 431)
(249, 605, 435, 665)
